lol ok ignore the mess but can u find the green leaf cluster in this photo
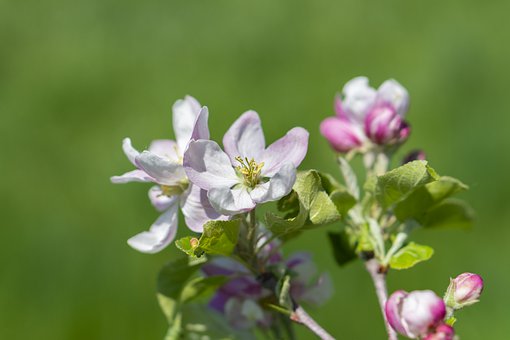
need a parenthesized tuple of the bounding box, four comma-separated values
(376, 160, 474, 229)
(266, 170, 356, 238)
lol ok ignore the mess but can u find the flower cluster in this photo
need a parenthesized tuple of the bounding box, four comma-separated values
(320, 77, 410, 153)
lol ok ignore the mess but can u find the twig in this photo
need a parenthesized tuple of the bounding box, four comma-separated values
(291, 305, 335, 340)
(365, 259, 397, 340)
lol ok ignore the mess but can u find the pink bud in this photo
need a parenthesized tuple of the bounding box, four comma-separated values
(386, 290, 446, 338)
(423, 323, 455, 340)
(402, 149, 426, 164)
(446, 272, 484, 308)
(364, 105, 410, 145)
(320, 117, 364, 153)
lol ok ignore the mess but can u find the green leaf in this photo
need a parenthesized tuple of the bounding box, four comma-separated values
(157, 256, 206, 300)
(389, 242, 434, 270)
(419, 199, 475, 229)
(319, 172, 346, 193)
(394, 177, 468, 221)
(196, 219, 240, 256)
(180, 276, 228, 304)
(175, 236, 201, 256)
(329, 190, 357, 217)
(328, 230, 358, 266)
(309, 191, 341, 225)
(376, 160, 437, 208)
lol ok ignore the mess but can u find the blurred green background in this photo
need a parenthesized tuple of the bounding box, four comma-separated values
(1, 0, 509, 339)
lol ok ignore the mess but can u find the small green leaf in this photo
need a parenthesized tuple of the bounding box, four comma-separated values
(319, 172, 346, 193)
(180, 276, 228, 303)
(197, 219, 240, 256)
(328, 230, 358, 266)
(157, 293, 178, 323)
(329, 190, 357, 217)
(376, 160, 437, 207)
(175, 236, 201, 257)
(309, 191, 341, 225)
(419, 199, 474, 229)
(394, 177, 468, 221)
(157, 257, 206, 299)
(389, 242, 434, 270)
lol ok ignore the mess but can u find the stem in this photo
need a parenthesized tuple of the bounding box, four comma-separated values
(291, 305, 335, 340)
(365, 259, 397, 340)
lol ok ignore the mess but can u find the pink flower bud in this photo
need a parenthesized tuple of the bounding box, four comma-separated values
(364, 105, 410, 145)
(445, 272, 484, 308)
(386, 290, 446, 338)
(423, 323, 455, 340)
(402, 149, 426, 164)
(320, 117, 364, 153)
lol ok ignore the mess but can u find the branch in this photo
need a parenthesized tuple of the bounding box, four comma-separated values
(365, 259, 397, 340)
(291, 305, 335, 340)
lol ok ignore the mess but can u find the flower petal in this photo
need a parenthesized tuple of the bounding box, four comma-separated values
(127, 202, 179, 253)
(377, 79, 409, 117)
(208, 186, 255, 215)
(190, 107, 210, 142)
(148, 185, 179, 212)
(342, 76, 377, 121)
(110, 169, 153, 184)
(172, 95, 202, 155)
(148, 139, 180, 162)
(180, 184, 228, 232)
(135, 151, 186, 186)
(261, 127, 309, 177)
(250, 163, 296, 204)
(320, 116, 365, 153)
(183, 140, 238, 190)
(223, 110, 265, 164)
(122, 137, 140, 166)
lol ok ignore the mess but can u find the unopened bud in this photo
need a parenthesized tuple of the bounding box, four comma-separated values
(423, 323, 455, 340)
(320, 117, 364, 153)
(364, 105, 410, 146)
(190, 237, 199, 248)
(386, 290, 446, 339)
(402, 149, 426, 164)
(444, 272, 483, 309)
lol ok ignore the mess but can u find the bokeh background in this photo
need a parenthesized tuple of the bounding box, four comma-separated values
(2, 0, 509, 339)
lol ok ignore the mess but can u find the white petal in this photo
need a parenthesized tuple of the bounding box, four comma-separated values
(110, 169, 153, 184)
(135, 151, 186, 186)
(251, 164, 296, 204)
(342, 76, 377, 121)
(223, 110, 265, 164)
(183, 140, 239, 191)
(148, 186, 179, 212)
(190, 107, 210, 141)
(261, 127, 309, 177)
(172, 95, 202, 155)
(122, 138, 140, 166)
(208, 186, 255, 215)
(377, 79, 410, 117)
(127, 203, 179, 253)
(180, 184, 228, 232)
(148, 139, 180, 162)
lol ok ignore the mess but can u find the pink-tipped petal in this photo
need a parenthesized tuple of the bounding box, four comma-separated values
(261, 127, 309, 177)
(135, 151, 186, 186)
(386, 290, 411, 337)
(127, 202, 179, 253)
(223, 110, 266, 164)
(180, 184, 228, 232)
(183, 140, 238, 191)
(207, 186, 255, 215)
(401, 290, 446, 338)
(320, 117, 364, 153)
(377, 79, 410, 117)
(110, 169, 153, 184)
(250, 163, 296, 204)
(172, 95, 202, 155)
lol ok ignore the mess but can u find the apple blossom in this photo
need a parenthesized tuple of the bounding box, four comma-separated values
(184, 110, 309, 215)
(444, 272, 484, 309)
(111, 96, 225, 253)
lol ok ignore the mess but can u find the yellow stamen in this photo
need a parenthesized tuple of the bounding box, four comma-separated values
(235, 156, 264, 188)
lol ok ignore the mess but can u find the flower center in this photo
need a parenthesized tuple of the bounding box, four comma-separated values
(160, 180, 189, 197)
(235, 156, 264, 188)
